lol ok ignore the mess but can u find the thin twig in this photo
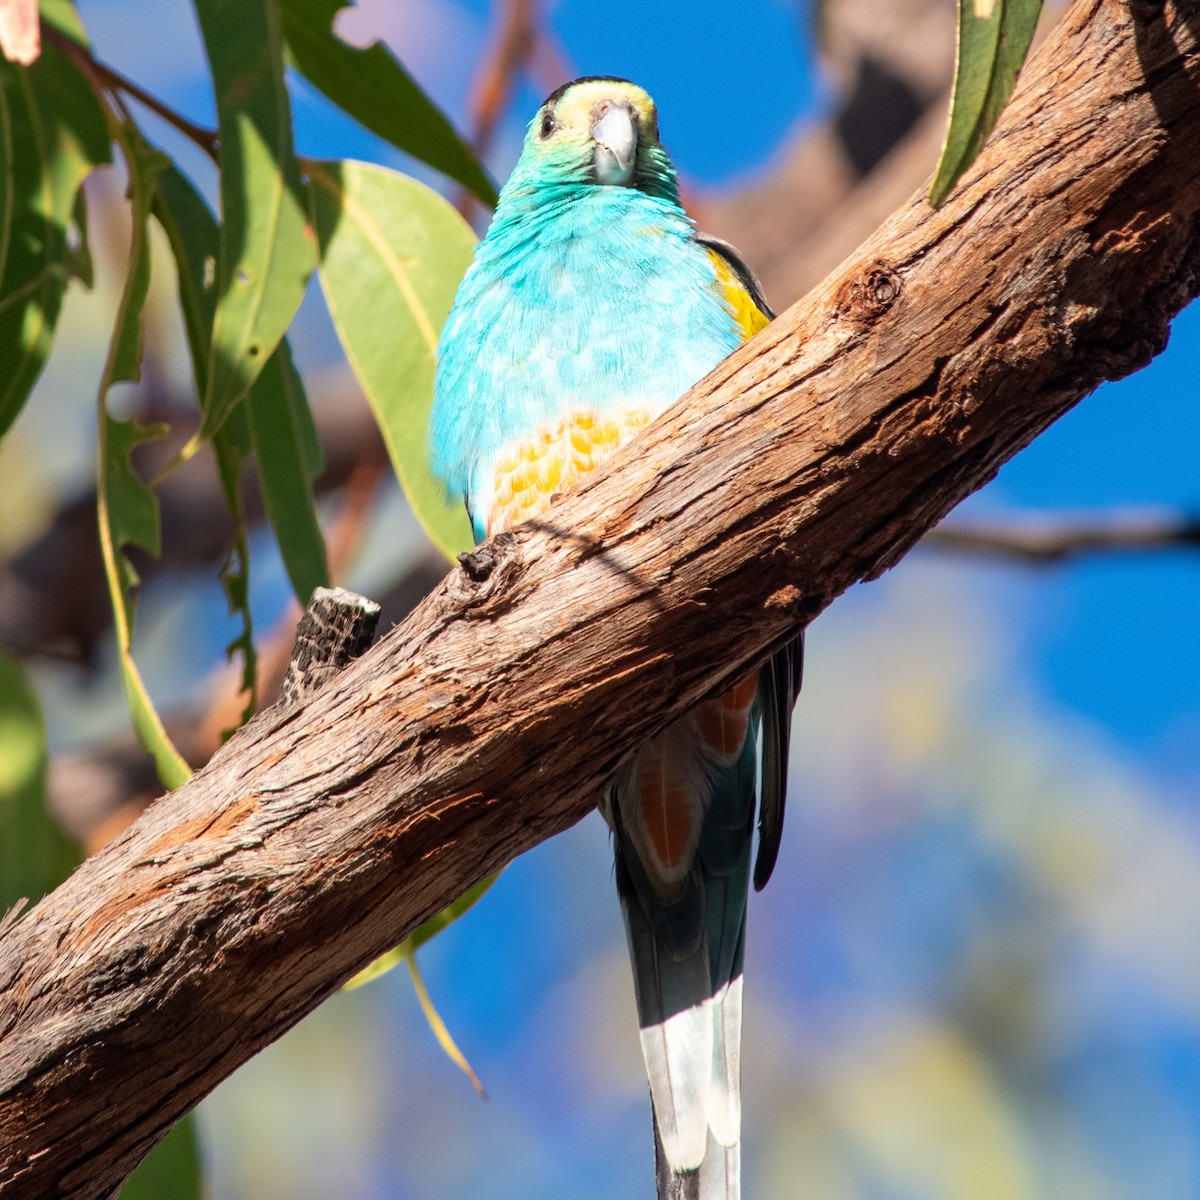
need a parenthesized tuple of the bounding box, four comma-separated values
(924, 511, 1200, 563)
(467, 0, 537, 164)
(456, 0, 544, 217)
(41, 21, 220, 162)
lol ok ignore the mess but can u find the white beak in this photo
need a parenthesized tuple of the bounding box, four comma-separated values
(592, 105, 637, 185)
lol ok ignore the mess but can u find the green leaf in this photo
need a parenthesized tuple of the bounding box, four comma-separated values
(39, 0, 91, 39)
(344, 873, 496, 991)
(0, 650, 76, 916)
(281, 0, 497, 207)
(929, 0, 1043, 208)
(97, 125, 190, 790)
(0, 34, 110, 437)
(343, 877, 495, 1096)
(245, 339, 330, 604)
(119, 1113, 202, 1200)
(309, 159, 474, 560)
(153, 166, 257, 715)
(65, 185, 94, 287)
(155, 162, 328, 616)
(194, 0, 316, 442)
(410, 873, 497, 952)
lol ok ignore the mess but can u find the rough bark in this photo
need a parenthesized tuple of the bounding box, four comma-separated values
(2, 0, 1200, 1194)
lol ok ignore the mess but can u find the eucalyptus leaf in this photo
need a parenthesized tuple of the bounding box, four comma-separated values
(281, 0, 496, 207)
(0, 34, 110, 436)
(195, 0, 315, 441)
(344, 873, 498, 992)
(119, 1113, 202, 1200)
(343, 876, 495, 1095)
(153, 166, 258, 718)
(309, 159, 474, 560)
(929, 0, 1042, 207)
(97, 124, 189, 789)
(0, 650, 75, 916)
(245, 339, 329, 604)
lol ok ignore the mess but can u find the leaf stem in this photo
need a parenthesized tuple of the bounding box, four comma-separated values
(40, 21, 220, 163)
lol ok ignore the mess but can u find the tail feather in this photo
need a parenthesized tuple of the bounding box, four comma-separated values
(610, 723, 757, 1196)
(705, 976, 743, 1148)
(697, 1132, 741, 1200)
(640, 1001, 713, 1170)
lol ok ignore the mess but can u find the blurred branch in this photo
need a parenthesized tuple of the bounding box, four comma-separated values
(466, 0, 537, 166)
(0, 380, 387, 664)
(3, 1, 1200, 1191)
(701, 0, 958, 306)
(458, 0, 571, 215)
(925, 512, 1200, 563)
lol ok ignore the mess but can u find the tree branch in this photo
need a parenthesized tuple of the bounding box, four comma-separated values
(3, 0, 1200, 1194)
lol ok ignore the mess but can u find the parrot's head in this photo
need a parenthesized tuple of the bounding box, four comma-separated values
(507, 77, 678, 203)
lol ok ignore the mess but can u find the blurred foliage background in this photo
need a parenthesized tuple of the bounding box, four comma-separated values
(2, 0, 1199, 1197)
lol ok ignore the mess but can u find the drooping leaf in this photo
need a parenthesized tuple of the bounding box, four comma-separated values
(120, 1113, 202, 1200)
(281, 0, 496, 207)
(193, 0, 316, 442)
(97, 124, 189, 789)
(309, 159, 474, 559)
(344, 894, 494, 1098)
(0, 28, 110, 436)
(153, 166, 257, 713)
(245, 338, 329, 604)
(929, 0, 1043, 207)
(406, 949, 487, 1096)
(345, 873, 498, 993)
(0, 649, 76, 916)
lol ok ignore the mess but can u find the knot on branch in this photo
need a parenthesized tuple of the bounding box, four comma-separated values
(450, 532, 522, 612)
(837, 262, 903, 324)
(458, 546, 498, 581)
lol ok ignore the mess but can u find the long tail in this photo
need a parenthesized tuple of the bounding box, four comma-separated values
(609, 638, 802, 1200)
(612, 756, 751, 1200)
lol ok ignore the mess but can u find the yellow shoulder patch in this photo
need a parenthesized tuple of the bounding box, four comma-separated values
(706, 246, 771, 341)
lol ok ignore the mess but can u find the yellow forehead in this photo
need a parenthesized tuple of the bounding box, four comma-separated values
(551, 80, 658, 136)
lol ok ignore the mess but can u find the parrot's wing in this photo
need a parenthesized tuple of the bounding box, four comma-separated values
(697, 231, 803, 893)
(695, 232, 776, 322)
(753, 633, 804, 891)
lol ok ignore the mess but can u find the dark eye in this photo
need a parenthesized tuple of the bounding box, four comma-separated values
(540, 111, 556, 138)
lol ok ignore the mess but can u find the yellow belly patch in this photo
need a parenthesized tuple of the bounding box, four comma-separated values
(487, 407, 651, 536)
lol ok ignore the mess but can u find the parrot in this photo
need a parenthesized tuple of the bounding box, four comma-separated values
(428, 76, 802, 1199)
